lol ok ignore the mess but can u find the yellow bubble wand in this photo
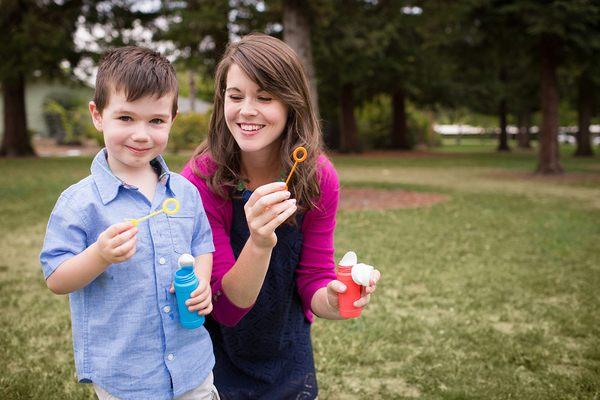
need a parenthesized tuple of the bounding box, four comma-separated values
(126, 198, 180, 227)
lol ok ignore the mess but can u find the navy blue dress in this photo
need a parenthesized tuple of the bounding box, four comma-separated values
(205, 190, 318, 399)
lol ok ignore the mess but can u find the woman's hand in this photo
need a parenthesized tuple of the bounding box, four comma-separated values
(316, 269, 382, 319)
(244, 182, 298, 249)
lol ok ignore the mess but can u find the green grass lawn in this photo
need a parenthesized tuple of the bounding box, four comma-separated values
(0, 145, 599, 399)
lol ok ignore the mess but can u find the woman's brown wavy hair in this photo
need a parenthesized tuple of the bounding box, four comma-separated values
(190, 33, 323, 214)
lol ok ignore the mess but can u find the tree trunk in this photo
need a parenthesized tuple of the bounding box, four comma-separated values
(283, 0, 319, 116)
(339, 83, 359, 153)
(391, 88, 411, 149)
(574, 71, 594, 157)
(0, 75, 35, 157)
(189, 70, 196, 113)
(517, 110, 531, 149)
(497, 97, 510, 151)
(536, 36, 563, 174)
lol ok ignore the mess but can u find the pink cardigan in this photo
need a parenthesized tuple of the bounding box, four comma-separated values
(181, 154, 339, 326)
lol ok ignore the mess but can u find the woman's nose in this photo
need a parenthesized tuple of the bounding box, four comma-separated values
(240, 99, 258, 117)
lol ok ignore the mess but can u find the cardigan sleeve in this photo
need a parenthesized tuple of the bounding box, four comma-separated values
(295, 155, 340, 322)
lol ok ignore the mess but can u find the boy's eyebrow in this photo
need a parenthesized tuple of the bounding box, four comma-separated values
(112, 109, 170, 119)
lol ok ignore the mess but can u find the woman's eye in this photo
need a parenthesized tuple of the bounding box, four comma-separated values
(258, 97, 272, 102)
(150, 118, 165, 125)
(118, 116, 132, 122)
(229, 95, 243, 101)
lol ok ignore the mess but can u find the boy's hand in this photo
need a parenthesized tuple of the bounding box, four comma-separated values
(96, 222, 138, 264)
(169, 278, 213, 315)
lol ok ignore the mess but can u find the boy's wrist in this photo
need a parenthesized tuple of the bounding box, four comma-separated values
(89, 242, 111, 270)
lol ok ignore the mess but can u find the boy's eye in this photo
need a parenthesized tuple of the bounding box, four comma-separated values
(118, 116, 132, 122)
(150, 118, 165, 125)
(229, 95, 243, 101)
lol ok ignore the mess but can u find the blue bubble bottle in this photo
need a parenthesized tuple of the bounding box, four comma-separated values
(174, 254, 205, 329)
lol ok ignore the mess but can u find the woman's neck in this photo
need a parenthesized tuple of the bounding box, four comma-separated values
(240, 147, 281, 190)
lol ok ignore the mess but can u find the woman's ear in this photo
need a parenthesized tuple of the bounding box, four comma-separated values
(89, 101, 103, 131)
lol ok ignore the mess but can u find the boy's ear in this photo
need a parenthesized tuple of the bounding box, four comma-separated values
(89, 101, 103, 131)
(171, 111, 179, 124)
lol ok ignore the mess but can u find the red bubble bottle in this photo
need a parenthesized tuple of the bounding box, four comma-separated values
(336, 251, 374, 319)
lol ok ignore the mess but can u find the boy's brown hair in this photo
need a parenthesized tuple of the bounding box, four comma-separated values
(94, 46, 178, 117)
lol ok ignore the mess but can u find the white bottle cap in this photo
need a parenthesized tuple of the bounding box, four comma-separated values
(339, 251, 357, 267)
(177, 253, 195, 268)
(352, 263, 374, 286)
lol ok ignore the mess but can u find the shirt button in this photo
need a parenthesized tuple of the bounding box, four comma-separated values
(167, 353, 174, 361)
(159, 257, 166, 265)
(163, 306, 171, 313)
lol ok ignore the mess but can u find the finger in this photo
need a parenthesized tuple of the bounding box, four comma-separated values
(369, 270, 381, 286)
(259, 203, 297, 234)
(251, 199, 296, 229)
(188, 296, 212, 311)
(186, 289, 209, 306)
(328, 280, 346, 294)
(113, 236, 137, 257)
(354, 294, 371, 308)
(169, 284, 175, 294)
(115, 241, 137, 262)
(190, 280, 208, 298)
(106, 222, 135, 238)
(246, 182, 288, 208)
(248, 190, 291, 219)
(198, 302, 213, 316)
(110, 226, 138, 248)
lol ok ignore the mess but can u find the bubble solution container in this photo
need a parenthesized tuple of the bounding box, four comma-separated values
(174, 254, 205, 329)
(336, 251, 362, 319)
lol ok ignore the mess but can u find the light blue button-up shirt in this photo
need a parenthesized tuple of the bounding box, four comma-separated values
(40, 149, 215, 400)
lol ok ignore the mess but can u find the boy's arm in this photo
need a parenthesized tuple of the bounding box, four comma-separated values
(46, 222, 138, 294)
(194, 252, 213, 285)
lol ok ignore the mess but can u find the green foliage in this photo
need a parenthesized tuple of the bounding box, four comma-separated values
(42, 95, 98, 145)
(168, 111, 211, 154)
(356, 95, 437, 149)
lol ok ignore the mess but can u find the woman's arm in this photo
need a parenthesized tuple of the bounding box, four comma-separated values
(222, 182, 297, 307)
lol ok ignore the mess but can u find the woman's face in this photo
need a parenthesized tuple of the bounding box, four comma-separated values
(224, 64, 288, 155)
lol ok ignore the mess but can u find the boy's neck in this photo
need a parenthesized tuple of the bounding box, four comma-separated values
(107, 156, 158, 201)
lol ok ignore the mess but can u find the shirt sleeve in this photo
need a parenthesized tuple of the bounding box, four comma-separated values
(39, 194, 88, 279)
(181, 163, 253, 327)
(296, 156, 340, 322)
(190, 188, 216, 257)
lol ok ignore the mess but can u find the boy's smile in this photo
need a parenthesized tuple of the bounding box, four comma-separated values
(89, 89, 176, 176)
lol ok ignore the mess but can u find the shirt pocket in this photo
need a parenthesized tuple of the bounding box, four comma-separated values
(166, 213, 195, 255)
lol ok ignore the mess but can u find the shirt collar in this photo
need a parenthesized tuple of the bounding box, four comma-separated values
(91, 148, 174, 205)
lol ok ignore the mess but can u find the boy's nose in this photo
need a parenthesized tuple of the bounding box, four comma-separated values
(131, 127, 151, 141)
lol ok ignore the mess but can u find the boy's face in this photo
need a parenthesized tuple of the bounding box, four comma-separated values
(89, 89, 176, 173)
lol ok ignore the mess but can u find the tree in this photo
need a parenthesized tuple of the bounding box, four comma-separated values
(0, 0, 160, 157)
(0, 0, 82, 157)
(157, 0, 229, 112)
(283, 0, 319, 115)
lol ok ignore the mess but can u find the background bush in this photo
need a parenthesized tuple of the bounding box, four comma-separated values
(169, 111, 211, 153)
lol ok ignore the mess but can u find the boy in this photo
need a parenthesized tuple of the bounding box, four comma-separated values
(40, 47, 217, 400)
